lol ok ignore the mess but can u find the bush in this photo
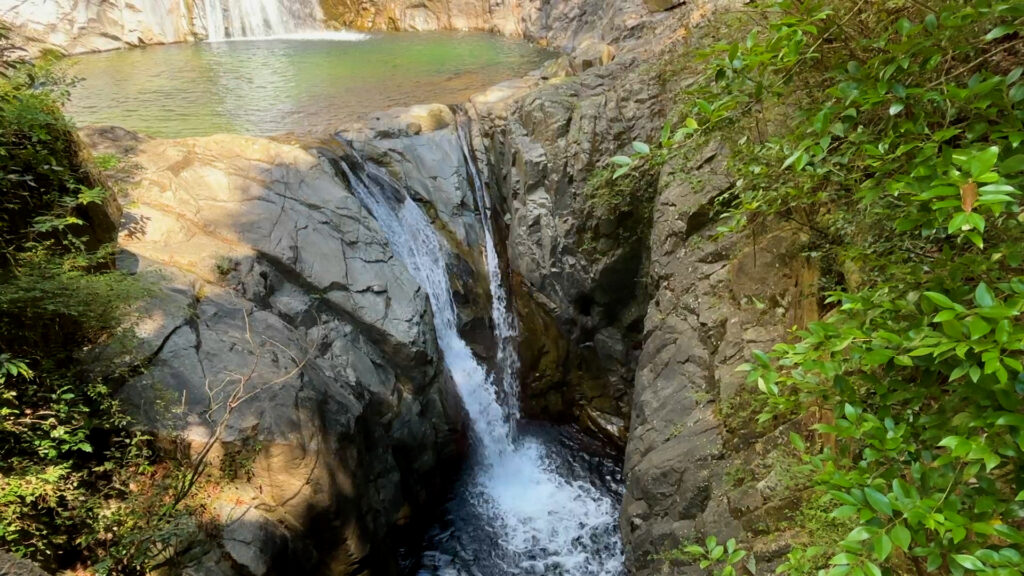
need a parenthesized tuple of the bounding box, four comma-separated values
(0, 25, 201, 575)
(648, 1, 1024, 574)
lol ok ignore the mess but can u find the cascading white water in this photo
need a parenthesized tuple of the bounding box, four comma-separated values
(199, 0, 366, 41)
(453, 108, 522, 429)
(338, 152, 624, 575)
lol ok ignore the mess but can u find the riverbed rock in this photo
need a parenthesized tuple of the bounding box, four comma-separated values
(91, 129, 465, 575)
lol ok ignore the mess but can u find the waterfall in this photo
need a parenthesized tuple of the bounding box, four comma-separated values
(334, 146, 624, 576)
(453, 106, 521, 430)
(198, 0, 349, 41)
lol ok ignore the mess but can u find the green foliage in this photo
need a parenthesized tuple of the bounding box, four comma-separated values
(0, 50, 87, 257)
(214, 255, 237, 277)
(0, 24, 205, 575)
(664, 536, 756, 576)
(649, 0, 1024, 574)
(92, 153, 122, 172)
(582, 133, 669, 252)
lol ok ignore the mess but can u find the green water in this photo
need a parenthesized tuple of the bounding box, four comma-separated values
(66, 32, 552, 138)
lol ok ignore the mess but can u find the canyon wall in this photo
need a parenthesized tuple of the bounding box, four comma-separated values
(455, 4, 815, 573)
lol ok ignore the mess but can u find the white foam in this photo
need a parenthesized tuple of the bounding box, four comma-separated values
(199, 0, 368, 41)
(208, 30, 371, 42)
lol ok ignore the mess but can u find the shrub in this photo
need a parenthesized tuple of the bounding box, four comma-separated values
(0, 24, 200, 575)
(642, 1, 1024, 574)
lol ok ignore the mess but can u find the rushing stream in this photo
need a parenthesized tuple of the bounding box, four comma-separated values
(335, 127, 626, 575)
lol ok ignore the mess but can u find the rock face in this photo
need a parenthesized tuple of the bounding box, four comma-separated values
(336, 104, 496, 358)
(322, 0, 667, 52)
(618, 139, 818, 572)
(84, 127, 466, 575)
(2, 0, 196, 55)
(0, 553, 49, 576)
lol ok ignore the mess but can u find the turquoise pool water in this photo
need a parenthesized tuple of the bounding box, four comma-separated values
(66, 32, 551, 138)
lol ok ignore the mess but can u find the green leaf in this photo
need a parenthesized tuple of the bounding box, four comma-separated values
(995, 319, 1011, 343)
(863, 349, 893, 366)
(952, 554, 986, 571)
(923, 292, 960, 310)
(830, 553, 858, 565)
(949, 212, 969, 234)
(782, 149, 805, 170)
(974, 283, 996, 307)
(1002, 154, 1024, 174)
(829, 490, 861, 506)
(874, 533, 893, 561)
(950, 364, 970, 381)
(864, 487, 893, 516)
(632, 141, 651, 155)
(984, 25, 1014, 41)
(970, 147, 1000, 179)
(889, 101, 905, 116)
(610, 156, 632, 166)
(967, 316, 991, 339)
(978, 183, 1018, 194)
(890, 525, 911, 551)
(1011, 83, 1024, 103)
(790, 432, 806, 451)
(847, 526, 873, 541)
(833, 505, 860, 518)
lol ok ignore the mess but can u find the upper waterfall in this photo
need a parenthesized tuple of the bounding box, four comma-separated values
(0, 0, 366, 53)
(200, 0, 327, 41)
